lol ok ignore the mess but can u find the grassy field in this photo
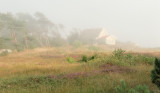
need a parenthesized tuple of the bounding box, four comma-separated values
(0, 47, 159, 93)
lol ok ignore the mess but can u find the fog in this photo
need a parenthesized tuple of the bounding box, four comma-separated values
(0, 0, 160, 48)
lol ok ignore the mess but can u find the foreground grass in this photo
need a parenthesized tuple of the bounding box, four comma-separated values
(0, 48, 159, 93)
(0, 65, 158, 93)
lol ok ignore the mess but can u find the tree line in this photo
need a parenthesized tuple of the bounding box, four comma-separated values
(0, 12, 67, 51)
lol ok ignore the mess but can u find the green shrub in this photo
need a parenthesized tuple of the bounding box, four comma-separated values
(81, 55, 88, 62)
(89, 54, 97, 60)
(80, 54, 98, 62)
(91, 51, 154, 66)
(125, 54, 134, 59)
(116, 80, 153, 93)
(79, 50, 154, 66)
(66, 56, 75, 63)
(151, 58, 160, 89)
(112, 49, 125, 59)
(135, 55, 154, 65)
(114, 53, 154, 65)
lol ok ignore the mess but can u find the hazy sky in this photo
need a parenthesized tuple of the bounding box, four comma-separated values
(0, 0, 160, 47)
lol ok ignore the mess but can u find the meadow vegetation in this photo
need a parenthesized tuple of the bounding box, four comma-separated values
(116, 80, 153, 93)
(0, 47, 159, 93)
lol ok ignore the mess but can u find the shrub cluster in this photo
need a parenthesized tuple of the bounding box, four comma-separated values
(66, 56, 75, 63)
(66, 49, 154, 66)
(112, 49, 125, 59)
(110, 49, 154, 66)
(81, 54, 97, 62)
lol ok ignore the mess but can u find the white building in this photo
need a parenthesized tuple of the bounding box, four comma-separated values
(95, 28, 116, 45)
(80, 28, 116, 45)
(105, 35, 116, 45)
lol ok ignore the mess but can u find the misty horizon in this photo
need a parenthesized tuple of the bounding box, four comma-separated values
(0, 0, 160, 48)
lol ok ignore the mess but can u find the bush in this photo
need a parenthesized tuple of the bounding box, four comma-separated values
(151, 58, 160, 88)
(78, 49, 154, 66)
(90, 54, 97, 60)
(112, 49, 125, 59)
(123, 54, 154, 65)
(111, 50, 154, 66)
(66, 56, 75, 63)
(81, 55, 88, 62)
(80, 54, 97, 62)
(116, 80, 153, 93)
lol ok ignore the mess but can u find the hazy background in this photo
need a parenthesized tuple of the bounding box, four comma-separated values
(0, 0, 160, 47)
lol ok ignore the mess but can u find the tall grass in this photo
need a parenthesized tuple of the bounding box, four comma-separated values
(0, 48, 158, 93)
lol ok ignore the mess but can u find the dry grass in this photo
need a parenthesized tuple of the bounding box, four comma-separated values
(0, 48, 84, 78)
(0, 47, 159, 93)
